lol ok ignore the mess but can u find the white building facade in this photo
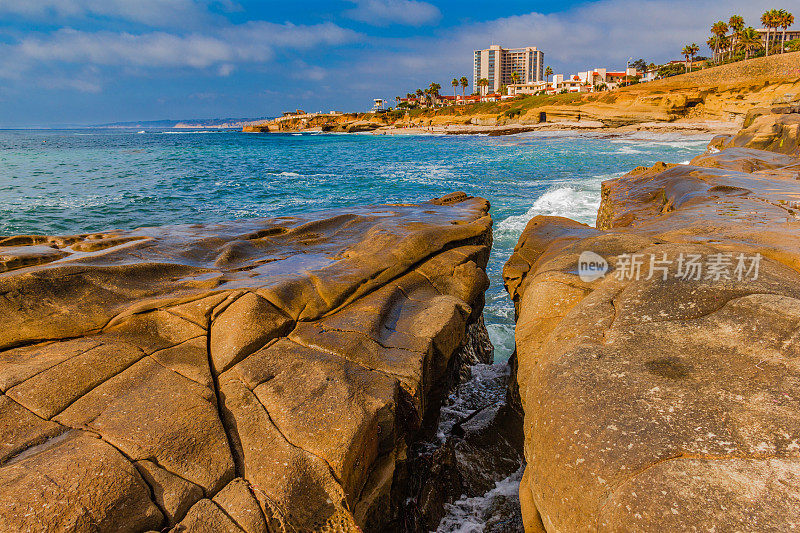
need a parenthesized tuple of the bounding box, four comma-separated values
(473, 45, 545, 94)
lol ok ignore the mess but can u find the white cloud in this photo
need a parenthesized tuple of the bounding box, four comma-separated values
(47, 77, 102, 93)
(9, 22, 359, 71)
(217, 64, 235, 76)
(290, 61, 327, 81)
(466, 0, 781, 67)
(342, 0, 783, 93)
(0, 0, 213, 28)
(344, 0, 441, 27)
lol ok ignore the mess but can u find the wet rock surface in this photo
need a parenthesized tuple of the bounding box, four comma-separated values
(408, 357, 525, 533)
(504, 108, 800, 531)
(0, 194, 493, 532)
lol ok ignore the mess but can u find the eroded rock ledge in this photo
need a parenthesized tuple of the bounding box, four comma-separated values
(504, 107, 800, 531)
(0, 192, 493, 532)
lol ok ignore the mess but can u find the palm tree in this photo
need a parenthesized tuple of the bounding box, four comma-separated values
(682, 43, 699, 72)
(710, 21, 729, 63)
(737, 26, 763, 60)
(545, 66, 553, 82)
(451, 78, 459, 105)
(729, 15, 745, 60)
(761, 10, 771, 55)
(718, 35, 731, 62)
(762, 9, 780, 55)
(706, 36, 720, 64)
(510, 71, 521, 85)
(428, 82, 441, 107)
(769, 9, 782, 54)
(682, 45, 691, 72)
(779, 10, 795, 53)
(460, 76, 469, 103)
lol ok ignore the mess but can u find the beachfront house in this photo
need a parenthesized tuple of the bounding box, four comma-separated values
(576, 68, 639, 90)
(507, 66, 640, 95)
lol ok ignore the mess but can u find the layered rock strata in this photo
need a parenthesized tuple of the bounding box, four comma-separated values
(504, 107, 800, 531)
(0, 192, 493, 532)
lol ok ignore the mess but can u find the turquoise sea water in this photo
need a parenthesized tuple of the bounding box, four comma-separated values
(0, 128, 711, 359)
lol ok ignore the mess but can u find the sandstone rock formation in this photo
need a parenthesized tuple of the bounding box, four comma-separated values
(505, 107, 800, 531)
(516, 52, 800, 128)
(0, 193, 493, 532)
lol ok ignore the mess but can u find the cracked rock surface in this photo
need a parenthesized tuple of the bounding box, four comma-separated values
(503, 108, 800, 531)
(0, 192, 492, 532)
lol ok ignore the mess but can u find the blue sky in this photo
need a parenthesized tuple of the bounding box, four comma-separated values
(0, 0, 787, 126)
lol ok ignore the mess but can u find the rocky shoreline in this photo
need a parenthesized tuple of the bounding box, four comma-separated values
(2, 102, 800, 532)
(504, 105, 800, 531)
(0, 193, 524, 532)
(244, 115, 742, 138)
(260, 120, 741, 137)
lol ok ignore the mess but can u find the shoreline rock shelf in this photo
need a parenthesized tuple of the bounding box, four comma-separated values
(4, 103, 800, 532)
(0, 193, 494, 531)
(504, 107, 800, 531)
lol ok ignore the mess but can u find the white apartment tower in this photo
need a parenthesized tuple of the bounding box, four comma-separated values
(473, 45, 545, 94)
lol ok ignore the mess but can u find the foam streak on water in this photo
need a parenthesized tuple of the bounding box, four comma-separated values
(436, 467, 524, 533)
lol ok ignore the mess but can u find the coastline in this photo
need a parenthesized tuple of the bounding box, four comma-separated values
(247, 52, 799, 140)
(4, 99, 799, 531)
(363, 119, 740, 136)
(280, 119, 739, 137)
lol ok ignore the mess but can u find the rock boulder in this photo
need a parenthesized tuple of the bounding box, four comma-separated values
(0, 195, 492, 532)
(505, 109, 800, 531)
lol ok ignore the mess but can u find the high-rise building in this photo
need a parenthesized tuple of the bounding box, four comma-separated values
(473, 45, 545, 94)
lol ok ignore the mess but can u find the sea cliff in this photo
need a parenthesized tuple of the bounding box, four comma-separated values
(504, 106, 800, 531)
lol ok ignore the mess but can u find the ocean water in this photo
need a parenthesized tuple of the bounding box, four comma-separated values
(0, 128, 711, 361)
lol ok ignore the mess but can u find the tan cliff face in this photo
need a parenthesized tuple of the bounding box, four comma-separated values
(504, 107, 800, 532)
(0, 194, 493, 532)
(493, 52, 800, 128)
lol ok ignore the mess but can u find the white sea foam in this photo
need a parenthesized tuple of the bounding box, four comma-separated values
(619, 145, 644, 154)
(436, 467, 524, 533)
(497, 178, 608, 239)
(485, 322, 515, 358)
(160, 130, 219, 134)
